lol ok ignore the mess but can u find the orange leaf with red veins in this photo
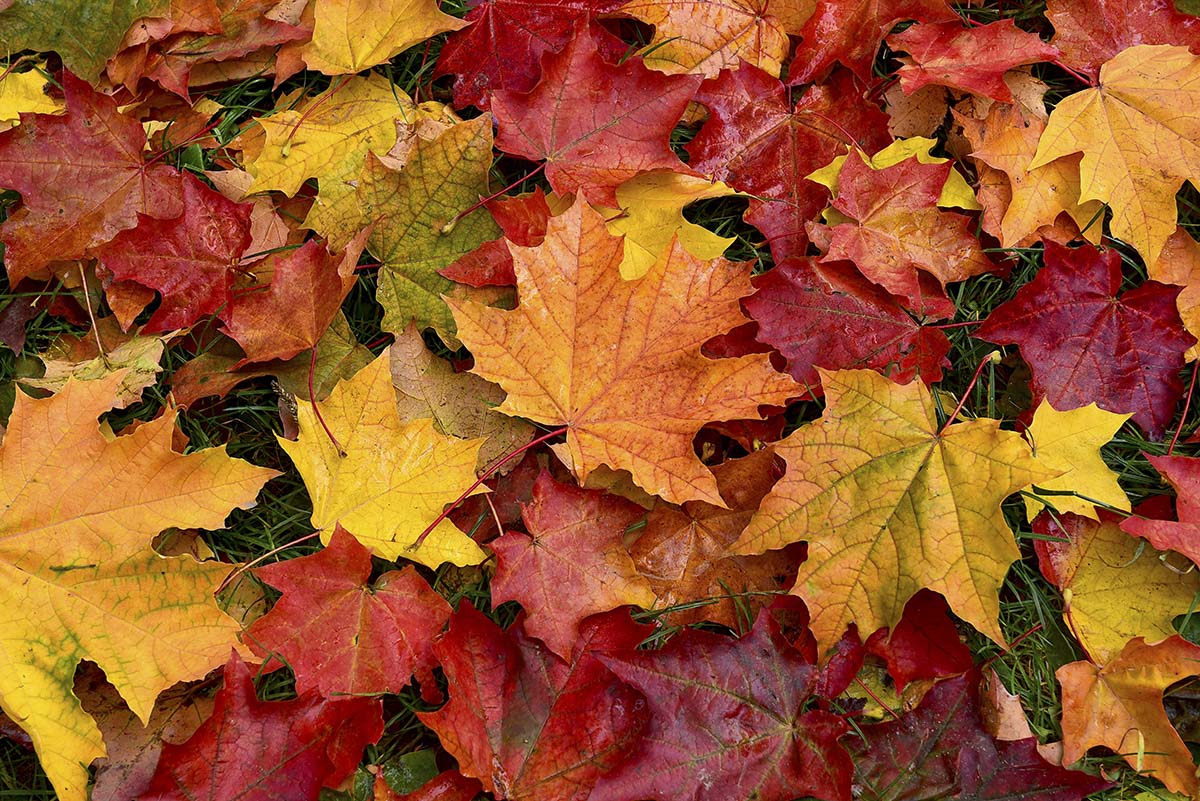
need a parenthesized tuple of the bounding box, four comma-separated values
(786, 0, 957, 84)
(0, 71, 183, 283)
(491, 24, 701, 206)
(686, 65, 891, 261)
(958, 102, 1103, 248)
(491, 472, 653, 659)
(818, 151, 994, 313)
(98, 173, 252, 334)
(1046, 0, 1200, 78)
(448, 197, 800, 506)
(1058, 636, 1200, 796)
(629, 448, 806, 629)
(220, 231, 367, 365)
(418, 604, 652, 801)
(888, 20, 1060, 102)
(246, 528, 452, 701)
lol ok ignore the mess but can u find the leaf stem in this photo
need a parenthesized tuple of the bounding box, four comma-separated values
(309, 345, 346, 457)
(217, 531, 323, 594)
(410, 424, 568, 550)
(938, 351, 999, 435)
(440, 162, 546, 235)
(1168, 362, 1198, 455)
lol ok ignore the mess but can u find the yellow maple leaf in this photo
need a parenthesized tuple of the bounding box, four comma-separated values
(448, 196, 799, 507)
(0, 371, 276, 801)
(1038, 513, 1198, 665)
(279, 351, 487, 568)
(301, 0, 466, 75)
(244, 75, 413, 247)
(0, 66, 61, 129)
(730, 368, 1055, 650)
(1022, 401, 1130, 520)
(618, 0, 814, 77)
(1030, 44, 1200, 267)
(600, 170, 738, 279)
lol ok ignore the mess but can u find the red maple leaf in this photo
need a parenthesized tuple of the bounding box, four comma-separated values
(1045, 0, 1200, 77)
(686, 65, 890, 261)
(0, 71, 183, 282)
(591, 605, 853, 801)
(246, 527, 452, 701)
(491, 24, 700, 205)
(1122, 454, 1200, 568)
(137, 653, 384, 801)
(977, 241, 1194, 438)
(418, 604, 651, 801)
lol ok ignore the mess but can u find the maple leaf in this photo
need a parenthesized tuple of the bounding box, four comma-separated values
(491, 24, 701, 206)
(440, 188, 554, 287)
(138, 652, 385, 801)
(1057, 636, 1200, 796)
(279, 352, 488, 568)
(0, 66, 61, 128)
(242, 74, 410, 248)
(418, 603, 652, 801)
(1021, 401, 1130, 520)
(1150, 227, 1200, 361)
(247, 527, 452, 700)
(358, 115, 501, 342)
(629, 447, 806, 629)
(435, 1, 626, 109)
(615, 0, 813, 77)
(299, 0, 466, 74)
(1030, 44, 1200, 267)
(744, 258, 952, 395)
(491, 472, 654, 658)
(219, 232, 366, 365)
(0, 71, 184, 283)
(976, 241, 1194, 438)
(958, 102, 1104, 248)
(815, 150, 993, 315)
(786, 0, 958, 84)
(390, 324, 534, 470)
(591, 605, 853, 801)
(448, 197, 799, 506)
(0, 0, 170, 80)
(686, 65, 891, 260)
(0, 370, 276, 801)
(1122, 454, 1200, 568)
(98, 172, 253, 333)
(887, 20, 1060, 102)
(865, 590, 974, 691)
(851, 673, 1109, 801)
(730, 368, 1054, 650)
(1034, 511, 1199, 665)
(1045, 0, 1200, 78)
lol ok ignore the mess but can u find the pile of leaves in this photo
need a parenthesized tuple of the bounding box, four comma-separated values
(1, 0, 1199, 798)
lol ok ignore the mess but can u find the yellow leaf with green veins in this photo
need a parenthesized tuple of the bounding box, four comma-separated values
(359, 115, 501, 343)
(279, 352, 488, 568)
(730, 368, 1055, 651)
(301, 0, 466, 75)
(1030, 44, 1200, 266)
(0, 370, 276, 801)
(1021, 401, 1130, 521)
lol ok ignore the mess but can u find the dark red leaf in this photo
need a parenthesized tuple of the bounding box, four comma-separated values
(865, 590, 974, 692)
(1122, 454, 1200, 567)
(1045, 0, 1200, 77)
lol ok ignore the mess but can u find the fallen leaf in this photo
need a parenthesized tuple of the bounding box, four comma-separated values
(976, 241, 1194, 438)
(629, 447, 806, 629)
(491, 24, 701, 205)
(1030, 44, 1200, 267)
(21, 319, 168, 408)
(359, 115, 501, 342)
(1022, 401, 1131, 520)
(278, 351, 488, 568)
(448, 197, 799, 506)
(1034, 511, 1200, 664)
(440, 188, 553, 287)
(1058, 636, 1200, 796)
(0, 71, 183, 282)
(0, 369, 276, 801)
(887, 20, 1060, 102)
(591, 605, 853, 801)
(731, 368, 1053, 650)
(137, 652, 384, 801)
(491, 471, 653, 658)
(247, 527, 452, 700)
(865, 590, 974, 692)
(300, 0, 466, 74)
(1148, 226, 1200, 361)
(418, 604, 651, 801)
(1122, 453, 1200, 568)
(0, 66, 61, 128)
(1045, 0, 1200, 77)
